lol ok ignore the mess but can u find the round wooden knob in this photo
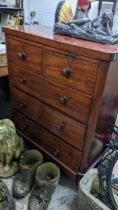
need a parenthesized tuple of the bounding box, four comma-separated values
(56, 123, 64, 132)
(53, 149, 60, 158)
(59, 96, 67, 105)
(20, 77, 27, 84)
(19, 102, 27, 108)
(18, 52, 26, 60)
(21, 125, 28, 131)
(61, 67, 72, 78)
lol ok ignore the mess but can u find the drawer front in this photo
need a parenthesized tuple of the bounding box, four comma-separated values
(7, 38, 43, 73)
(11, 87, 40, 122)
(10, 63, 92, 124)
(45, 50, 98, 94)
(12, 110, 81, 172)
(11, 87, 85, 150)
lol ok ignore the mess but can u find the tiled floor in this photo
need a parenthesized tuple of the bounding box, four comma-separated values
(3, 172, 78, 210)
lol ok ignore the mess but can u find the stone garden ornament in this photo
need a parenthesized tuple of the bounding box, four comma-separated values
(12, 149, 43, 198)
(28, 162, 60, 210)
(54, 1, 118, 44)
(98, 135, 118, 210)
(0, 179, 15, 210)
(0, 119, 24, 178)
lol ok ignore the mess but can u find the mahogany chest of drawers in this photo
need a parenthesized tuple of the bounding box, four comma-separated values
(3, 25, 118, 178)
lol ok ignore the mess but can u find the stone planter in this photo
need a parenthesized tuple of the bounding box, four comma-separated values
(78, 169, 111, 210)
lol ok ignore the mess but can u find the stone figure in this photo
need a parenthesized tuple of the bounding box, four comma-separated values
(55, 0, 74, 23)
(28, 162, 60, 210)
(0, 179, 15, 210)
(101, 12, 113, 35)
(54, 11, 118, 44)
(0, 119, 24, 178)
(75, 0, 92, 19)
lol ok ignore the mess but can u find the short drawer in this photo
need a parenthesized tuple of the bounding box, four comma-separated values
(12, 110, 81, 173)
(11, 87, 40, 122)
(11, 87, 86, 150)
(45, 50, 98, 94)
(7, 37, 43, 73)
(10, 63, 92, 124)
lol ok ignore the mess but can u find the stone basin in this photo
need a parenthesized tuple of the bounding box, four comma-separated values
(78, 169, 111, 210)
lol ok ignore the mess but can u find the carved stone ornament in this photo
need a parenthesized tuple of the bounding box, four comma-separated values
(0, 119, 24, 178)
(98, 138, 118, 210)
(0, 179, 15, 210)
(54, 11, 118, 44)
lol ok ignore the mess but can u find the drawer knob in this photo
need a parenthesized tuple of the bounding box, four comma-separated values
(53, 149, 60, 158)
(19, 102, 27, 108)
(61, 67, 72, 78)
(20, 77, 27, 84)
(18, 52, 26, 60)
(59, 96, 67, 105)
(20, 125, 28, 131)
(56, 123, 64, 132)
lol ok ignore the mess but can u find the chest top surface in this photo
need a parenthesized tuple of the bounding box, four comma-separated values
(3, 25, 118, 62)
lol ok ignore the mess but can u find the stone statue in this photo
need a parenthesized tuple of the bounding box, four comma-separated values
(0, 179, 15, 210)
(101, 11, 113, 35)
(0, 119, 24, 178)
(54, 11, 118, 44)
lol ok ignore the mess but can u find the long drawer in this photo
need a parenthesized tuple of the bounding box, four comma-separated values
(10, 63, 92, 124)
(45, 50, 98, 94)
(12, 110, 81, 173)
(7, 37, 43, 73)
(11, 87, 86, 151)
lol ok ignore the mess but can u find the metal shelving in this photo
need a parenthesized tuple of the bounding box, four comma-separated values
(0, 5, 24, 42)
(0, 7, 23, 9)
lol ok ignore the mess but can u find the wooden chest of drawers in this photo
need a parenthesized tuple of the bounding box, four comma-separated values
(3, 25, 118, 178)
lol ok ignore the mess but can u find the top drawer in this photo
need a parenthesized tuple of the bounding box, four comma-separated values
(7, 38, 43, 73)
(45, 50, 98, 94)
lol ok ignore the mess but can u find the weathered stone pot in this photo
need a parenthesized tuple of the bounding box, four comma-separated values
(78, 169, 111, 210)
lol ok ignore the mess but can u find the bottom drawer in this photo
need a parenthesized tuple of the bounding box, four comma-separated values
(12, 110, 81, 174)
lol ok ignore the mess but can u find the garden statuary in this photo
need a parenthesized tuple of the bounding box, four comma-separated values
(0, 179, 15, 210)
(0, 119, 24, 178)
(28, 162, 60, 210)
(54, 10, 118, 44)
(75, 0, 92, 19)
(55, 0, 74, 23)
(12, 149, 43, 198)
(98, 139, 118, 210)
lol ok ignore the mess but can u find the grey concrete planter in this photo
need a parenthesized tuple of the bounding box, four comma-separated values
(78, 169, 111, 210)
